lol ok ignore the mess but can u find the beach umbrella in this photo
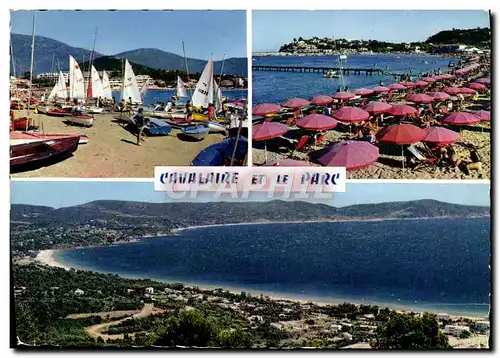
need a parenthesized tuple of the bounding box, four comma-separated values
(318, 141, 379, 170)
(414, 80, 429, 88)
(473, 110, 490, 122)
(253, 122, 289, 163)
(310, 95, 334, 106)
(400, 81, 415, 88)
(476, 77, 490, 84)
(459, 87, 477, 96)
(407, 93, 433, 104)
(443, 112, 481, 126)
(441, 73, 455, 79)
(421, 77, 437, 83)
(387, 104, 417, 117)
(376, 123, 426, 145)
(331, 91, 357, 101)
(468, 82, 487, 91)
(282, 97, 310, 109)
(296, 114, 338, 131)
(252, 103, 281, 116)
(355, 88, 375, 97)
(431, 75, 444, 81)
(372, 86, 390, 94)
(362, 101, 393, 115)
(423, 126, 459, 146)
(265, 159, 311, 167)
(387, 83, 406, 91)
(333, 106, 370, 123)
(427, 92, 450, 101)
(443, 87, 462, 95)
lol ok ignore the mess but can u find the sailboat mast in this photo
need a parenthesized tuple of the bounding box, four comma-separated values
(26, 10, 36, 118)
(218, 53, 226, 84)
(10, 40, 16, 78)
(50, 52, 55, 73)
(87, 27, 98, 99)
(182, 41, 192, 98)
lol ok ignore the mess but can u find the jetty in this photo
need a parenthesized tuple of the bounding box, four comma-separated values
(252, 65, 384, 75)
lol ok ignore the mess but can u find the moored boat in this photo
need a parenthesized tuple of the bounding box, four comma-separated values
(182, 124, 209, 140)
(66, 114, 94, 127)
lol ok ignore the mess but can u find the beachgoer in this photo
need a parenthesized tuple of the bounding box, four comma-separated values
(111, 98, 116, 112)
(40, 94, 45, 103)
(165, 101, 172, 112)
(208, 103, 215, 121)
(135, 108, 145, 146)
(186, 100, 193, 120)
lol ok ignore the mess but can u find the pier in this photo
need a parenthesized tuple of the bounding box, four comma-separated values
(252, 65, 384, 75)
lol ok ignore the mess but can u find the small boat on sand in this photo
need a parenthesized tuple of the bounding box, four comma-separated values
(207, 121, 227, 133)
(182, 124, 209, 140)
(10, 132, 89, 145)
(66, 114, 94, 127)
(191, 136, 248, 166)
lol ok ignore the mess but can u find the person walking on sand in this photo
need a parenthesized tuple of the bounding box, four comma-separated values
(135, 108, 145, 146)
(186, 100, 193, 121)
(208, 103, 215, 121)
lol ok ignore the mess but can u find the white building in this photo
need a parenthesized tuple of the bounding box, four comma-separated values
(444, 325, 470, 336)
(475, 321, 490, 331)
(36, 72, 69, 82)
(145, 287, 154, 294)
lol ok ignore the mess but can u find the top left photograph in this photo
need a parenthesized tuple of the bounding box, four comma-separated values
(9, 10, 249, 178)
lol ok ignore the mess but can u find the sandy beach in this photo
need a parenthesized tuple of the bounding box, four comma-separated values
(35, 249, 71, 270)
(11, 111, 227, 178)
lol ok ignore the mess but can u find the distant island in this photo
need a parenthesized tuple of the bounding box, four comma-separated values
(254, 27, 491, 56)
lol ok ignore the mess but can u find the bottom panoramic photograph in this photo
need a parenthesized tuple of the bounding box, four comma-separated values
(10, 181, 490, 349)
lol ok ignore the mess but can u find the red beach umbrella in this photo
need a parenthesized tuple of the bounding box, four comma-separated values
(459, 87, 477, 95)
(387, 83, 406, 91)
(253, 122, 289, 141)
(432, 75, 444, 81)
(372, 86, 390, 94)
(421, 77, 437, 83)
(331, 91, 357, 101)
(400, 81, 415, 88)
(296, 114, 338, 131)
(443, 112, 481, 126)
(265, 159, 312, 167)
(473, 110, 490, 122)
(318, 141, 379, 171)
(427, 92, 450, 101)
(282, 97, 310, 109)
(476, 77, 490, 84)
(423, 126, 459, 146)
(333, 106, 370, 123)
(407, 94, 433, 104)
(468, 82, 487, 91)
(310, 95, 334, 106)
(415, 80, 429, 88)
(362, 101, 393, 115)
(253, 103, 281, 116)
(387, 104, 417, 117)
(441, 73, 455, 79)
(355, 88, 375, 97)
(376, 124, 426, 145)
(443, 87, 462, 95)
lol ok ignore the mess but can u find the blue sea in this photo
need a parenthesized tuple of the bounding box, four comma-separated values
(57, 218, 490, 316)
(111, 89, 247, 107)
(253, 54, 453, 104)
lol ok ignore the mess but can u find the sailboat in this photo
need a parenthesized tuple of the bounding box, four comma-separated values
(176, 76, 188, 98)
(69, 55, 86, 100)
(48, 71, 68, 101)
(85, 65, 105, 114)
(191, 58, 226, 123)
(101, 70, 113, 100)
(121, 59, 142, 105)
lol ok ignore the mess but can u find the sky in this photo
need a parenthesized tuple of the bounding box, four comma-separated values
(10, 10, 247, 60)
(10, 181, 490, 209)
(253, 10, 491, 52)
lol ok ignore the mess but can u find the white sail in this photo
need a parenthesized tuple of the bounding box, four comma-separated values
(90, 65, 104, 98)
(140, 78, 150, 101)
(48, 71, 68, 100)
(176, 76, 187, 98)
(213, 80, 223, 113)
(101, 70, 113, 99)
(192, 57, 214, 108)
(121, 59, 141, 103)
(69, 55, 85, 99)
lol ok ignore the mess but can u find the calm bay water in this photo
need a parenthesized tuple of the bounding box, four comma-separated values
(253, 54, 452, 104)
(57, 218, 490, 316)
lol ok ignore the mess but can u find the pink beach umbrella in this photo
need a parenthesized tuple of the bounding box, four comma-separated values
(372, 86, 390, 94)
(468, 82, 487, 91)
(387, 104, 417, 117)
(387, 83, 406, 91)
(427, 92, 450, 101)
(265, 159, 312, 167)
(355, 88, 375, 97)
(441, 73, 455, 80)
(310, 95, 334, 106)
(432, 75, 444, 81)
(443, 112, 481, 126)
(282, 97, 310, 109)
(443, 87, 462, 95)
(296, 114, 338, 131)
(473, 110, 490, 122)
(253, 103, 281, 116)
(318, 141, 379, 171)
(421, 77, 437, 83)
(459, 87, 477, 96)
(423, 126, 459, 146)
(331, 91, 357, 101)
(414, 80, 429, 88)
(400, 81, 415, 88)
(253, 122, 289, 163)
(362, 101, 393, 115)
(333, 106, 370, 123)
(476, 78, 490, 84)
(407, 94, 433, 104)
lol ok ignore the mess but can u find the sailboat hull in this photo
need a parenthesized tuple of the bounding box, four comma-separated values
(182, 126, 209, 140)
(66, 115, 94, 127)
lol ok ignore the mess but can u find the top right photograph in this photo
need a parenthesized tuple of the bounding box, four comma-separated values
(251, 10, 491, 180)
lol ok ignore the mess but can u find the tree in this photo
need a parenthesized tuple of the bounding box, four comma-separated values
(154, 310, 215, 347)
(459, 329, 472, 339)
(372, 312, 451, 349)
(216, 328, 253, 348)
